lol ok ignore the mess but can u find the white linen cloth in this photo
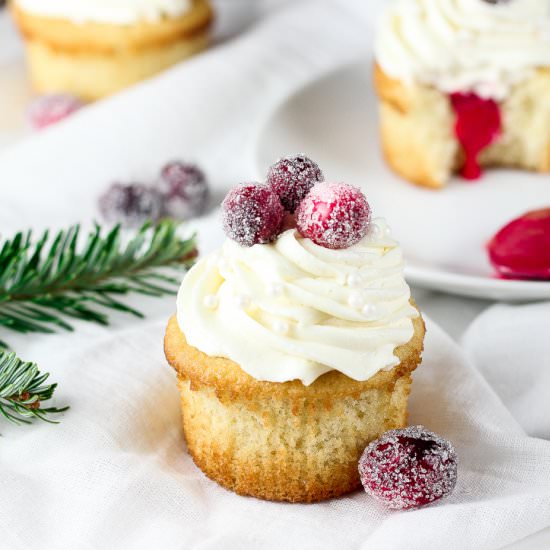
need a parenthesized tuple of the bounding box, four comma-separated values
(463, 302, 550, 442)
(1, 2, 550, 549)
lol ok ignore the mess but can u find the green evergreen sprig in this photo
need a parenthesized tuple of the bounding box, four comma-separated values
(0, 350, 68, 424)
(0, 220, 196, 425)
(0, 220, 196, 343)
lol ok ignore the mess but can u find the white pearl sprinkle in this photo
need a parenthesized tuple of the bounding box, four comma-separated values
(203, 294, 219, 309)
(347, 273, 363, 288)
(348, 291, 365, 309)
(235, 294, 252, 309)
(267, 282, 284, 297)
(383, 225, 392, 237)
(362, 303, 378, 319)
(273, 320, 289, 335)
(369, 223, 382, 239)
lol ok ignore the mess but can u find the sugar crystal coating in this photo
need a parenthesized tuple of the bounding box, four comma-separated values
(359, 425, 458, 510)
(157, 161, 209, 219)
(267, 155, 324, 213)
(28, 94, 84, 130)
(222, 183, 285, 247)
(296, 182, 371, 249)
(99, 183, 163, 227)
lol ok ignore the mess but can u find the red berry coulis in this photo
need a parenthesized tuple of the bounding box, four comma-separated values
(488, 208, 550, 280)
(450, 92, 502, 180)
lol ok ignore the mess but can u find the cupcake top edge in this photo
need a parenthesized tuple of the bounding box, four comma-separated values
(374, 0, 550, 100)
(14, 0, 193, 25)
(177, 219, 419, 386)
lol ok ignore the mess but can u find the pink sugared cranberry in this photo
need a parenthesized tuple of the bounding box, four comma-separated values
(488, 208, 550, 280)
(28, 94, 84, 130)
(359, 425, 458, 510)
(296, 182, 371, 249)
(222, 183, 284, 247)
(158, 161, 209, 219)
(267, 154, 324, 213)
(450, 92, 501, 180)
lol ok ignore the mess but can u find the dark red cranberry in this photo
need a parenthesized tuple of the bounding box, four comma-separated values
(267, 155, 324, 213)
(99, 183, 163, 227)
(222, 183, 284, 246)
(488, 208, 550, 280)
(450, 92, 501, 180)
(359, 425, 458, 510)
(295, 182, 371, 249)
(28, 94, 84, 130)
(157, 161, 209, 219)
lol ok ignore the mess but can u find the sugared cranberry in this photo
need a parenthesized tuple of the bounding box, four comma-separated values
(28, 94, 84, 130)
(99, 183, 163, 227)
(450, 92, 501, 180)
(157, 161, 209, 220)
(488, 208, 550, 280)
(222, 183, 284, 246)
(296, 182, 371, 249)
(267, 155, 324, 213)
(359, 425, 458, 510)
(281, 212, 297, 231)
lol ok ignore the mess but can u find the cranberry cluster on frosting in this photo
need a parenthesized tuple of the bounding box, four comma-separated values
(222, 155, 371, 249)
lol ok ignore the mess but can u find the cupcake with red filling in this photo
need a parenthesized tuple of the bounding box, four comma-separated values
(374, 0, 550, 188)
(164, 156, 425, 502)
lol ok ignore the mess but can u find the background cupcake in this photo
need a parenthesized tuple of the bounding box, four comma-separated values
(374, 0, 550, 188)
(11, 0, 213, 100)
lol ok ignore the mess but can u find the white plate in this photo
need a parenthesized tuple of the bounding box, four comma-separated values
(253, 62, 550, 302)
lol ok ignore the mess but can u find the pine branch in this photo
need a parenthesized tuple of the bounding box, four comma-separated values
(0, 220, 196, 339)
(0, 350, 68, 424)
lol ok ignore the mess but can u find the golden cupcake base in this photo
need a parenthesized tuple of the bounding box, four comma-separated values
(164, 312, 425, 503)
(11, 0, 213, 100)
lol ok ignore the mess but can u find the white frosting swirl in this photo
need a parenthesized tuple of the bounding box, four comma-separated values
(15, 0, 192, 25)
(375, 0, 550, 99)
(177, 219, 418, 386)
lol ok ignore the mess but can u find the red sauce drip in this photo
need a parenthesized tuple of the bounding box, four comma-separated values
(488, 208, 550, 280)
(450, 92, 502, 180)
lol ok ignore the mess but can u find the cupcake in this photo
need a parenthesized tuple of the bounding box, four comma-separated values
(374, 0, 550, 188)
(11, 0, 213, 100)
(164, 157, 425, 503)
